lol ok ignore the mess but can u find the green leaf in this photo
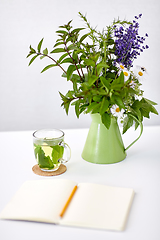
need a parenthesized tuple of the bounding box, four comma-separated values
(87, 102, 98, 113)
(119, 71, 124, 84)
(80, 103, 88, 111)
(75, 100, 80, 118)
(67, 44, 77, 51)
(50, 48, 66, 53)
(93, 96, 102, 102)
(83, 59, 95, 67)
(88, 75, 98, 86)
(43, 48, 48, 55)
(92, 53, 100, 63)
(56, 30, 68, 34)
(106, 38, 114, 45)
(115, 96, 125, 109)
(112, 94, 125, 109)
(140, 108, 150, 118)
(34, 144, 42, 158)
(101, 112, 111, 129)
(150, 105, 159, 115)
(57, 34, 66, 40)
(61, 58, 73, 64)
(59, 92, 67, 101)
(65, 90, 74, 98)
(66, 36, 73, 43)
(54, 41, 64, 47)
(111, 72, 124, 90)
(97, 62, 109, 70)
(67, 65, 76, 80)
(28, 54, 39, 66)
(72, 79, 78, 92)
(100, 76, 110, 92)
(29, 45, 36, 53)
(130, 107, 142, 120)
(34, 144, 54, 169)
(26, 52, 35, 58)
(72, 51, 78, 62)
(37, 38, 44, 53)
(140, 98, 158, 115)
(71, 28, 85, 34)
(71, 74, 80, 81)
(41, 64, 57, 73)
(63, 101, 70, 115)
(91, 105, 101, 114)
(143, 98, 157, 106)
(123, 115, 134, 134)
(100, 97, 109, 115)
(40, 55, 46, 60)
(140, 103, 151, 112)
(135, 120, 139, 130)
(58, 53, 69, 63)
(79, 33, 89, 42)
(51, 145, 64, 164)
(61, 72, 67, 78)
(132, 100, 141, 109)
(106, 71, 116, 79)
(111, 82, 124, 90)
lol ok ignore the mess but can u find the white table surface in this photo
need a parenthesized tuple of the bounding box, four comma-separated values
(0, 126, 160, 240)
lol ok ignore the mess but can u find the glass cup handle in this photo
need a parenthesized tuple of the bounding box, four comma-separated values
(59, 142, 71, 163)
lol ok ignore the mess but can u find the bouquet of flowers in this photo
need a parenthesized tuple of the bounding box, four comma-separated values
(27, 12, 158, 133)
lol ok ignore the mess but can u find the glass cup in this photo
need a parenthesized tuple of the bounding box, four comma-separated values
(33, 129, 71, 171)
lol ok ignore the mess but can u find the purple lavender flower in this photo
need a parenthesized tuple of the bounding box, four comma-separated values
(114, 15, 149, 69)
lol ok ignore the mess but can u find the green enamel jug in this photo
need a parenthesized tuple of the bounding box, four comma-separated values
(82, 113, 143, 164)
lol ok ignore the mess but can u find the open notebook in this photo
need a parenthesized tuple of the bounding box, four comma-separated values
(0, 179, 134, 231)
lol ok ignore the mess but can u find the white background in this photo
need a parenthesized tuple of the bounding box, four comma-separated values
(0, 0, 160, 131)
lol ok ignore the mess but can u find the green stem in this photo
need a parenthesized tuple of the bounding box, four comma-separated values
(103, 38, 107, 77)
(77, 56, 85, 79)
(63, 40, 83, 81)
(95, 64, 99, 87)
(68, 31, 85, 79)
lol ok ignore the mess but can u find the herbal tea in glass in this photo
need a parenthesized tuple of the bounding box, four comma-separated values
(33, 129, 71, 171)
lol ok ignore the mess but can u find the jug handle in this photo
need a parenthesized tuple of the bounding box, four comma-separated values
(125, 114, 143, 151)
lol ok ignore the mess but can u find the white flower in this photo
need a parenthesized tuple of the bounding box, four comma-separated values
(134, 65, 147, 80)
(116, 63, 130, 81)
(116, 63, 125, 71)
(123, 70, 130, 81)
(110, 104, 124, 118)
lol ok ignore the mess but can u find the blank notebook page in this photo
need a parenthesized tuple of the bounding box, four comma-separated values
(60, 182, 134, 231)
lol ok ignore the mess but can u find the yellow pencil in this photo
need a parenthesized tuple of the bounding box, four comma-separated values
(60, 185, 78, 218)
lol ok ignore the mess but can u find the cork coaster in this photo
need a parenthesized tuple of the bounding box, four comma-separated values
(32, 164, 67, 176)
